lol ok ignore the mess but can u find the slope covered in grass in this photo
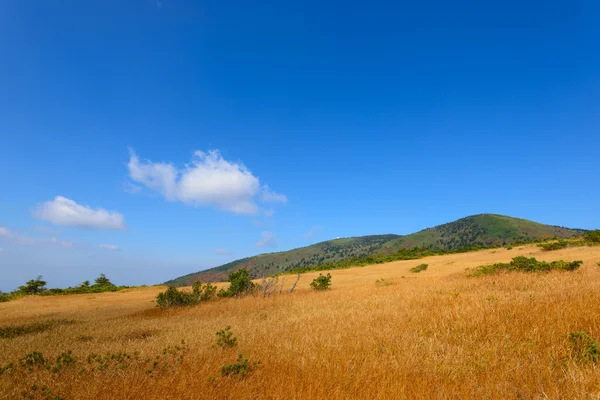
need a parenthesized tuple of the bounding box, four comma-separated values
(167, 214, 585, 285)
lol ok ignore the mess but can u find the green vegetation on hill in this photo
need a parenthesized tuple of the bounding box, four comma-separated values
(469, 256, 583, 276)
(383, 214, 583, 250)
(0, 274, 133, 303)
(165, 234, 401, 285)
(166, 214, 586, 285)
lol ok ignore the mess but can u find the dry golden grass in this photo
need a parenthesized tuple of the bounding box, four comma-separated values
(2, 244, 600, 399)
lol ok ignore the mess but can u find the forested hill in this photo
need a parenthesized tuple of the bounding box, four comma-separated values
(165, 214, 585, 285)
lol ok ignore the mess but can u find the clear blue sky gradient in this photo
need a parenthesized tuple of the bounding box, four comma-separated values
(1, 0, 599, 291)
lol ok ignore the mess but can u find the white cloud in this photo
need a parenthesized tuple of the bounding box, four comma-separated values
(100, 244, 119, 251)
(32, 196, 127, 230)
(127, 148, 286, 216)
(215, 248, 232, 255)
(261, 185, 288, 204)
(256, 231, 278, 248)
(0, 248, 3, 253)
(263, 208, 275, 217)
(252, 219, 264, 227)
(32, 226, 60, 235)
(302, 225, 323, 238)
(0, 226, 73, 248)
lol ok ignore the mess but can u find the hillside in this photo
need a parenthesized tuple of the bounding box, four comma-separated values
(166, 214, 585, 285)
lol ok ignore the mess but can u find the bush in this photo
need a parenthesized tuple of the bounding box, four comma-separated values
(221, 354, 260, 378)
(569, 332, 600, 363)
(193, 281, 217, 301)
(216, 326, 237, 348)
(0, 292, 15, 303)
(471, 256, 583, 276)
(94, 273, 113, 286)
(18, 276, 47, 295)
(538, 240, 569, 251)
(156, 287, 199, 308)
(310, 273, 331, 291)
(156, 282, 217, 308)
(584, 230, 600, 243)
(410, 264, 428, 273)
(219, 269, 255, 298)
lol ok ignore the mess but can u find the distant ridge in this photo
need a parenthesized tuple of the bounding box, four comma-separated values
(165, 214, 585, 286)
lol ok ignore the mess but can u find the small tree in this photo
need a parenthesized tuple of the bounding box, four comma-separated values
(223, 269, 254, 297)
(18, 276, 47, 295)
(310, 273, 331, 291)
(192, 281, 217, 301)
(81, 280, 90, 288)
(94, 274, 112, 286)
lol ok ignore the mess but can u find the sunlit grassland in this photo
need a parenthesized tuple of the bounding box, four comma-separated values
(1, 244, 600, 399)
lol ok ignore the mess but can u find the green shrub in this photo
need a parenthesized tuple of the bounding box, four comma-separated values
(410, 264, 428, 273)
(19, 352, 46, 371)
(18, 276, 47, 295)
(221, 354, 260, 378)
(0, 292, 16, 303)
(156, 282, 217, 308)
(155, 287, 199, 308)
(192, 281, 217, 301)
(51, 351, 76, 373)
(569, 332, 600, 363)
(584, 230, 600, 243)
(218, 269, 255, 298)
(538, 240, 569, 251)
(310, 273, 332, 291)
(216, 326, 237, 348)
(94, 273, 113, 286)
(0, 361, 14, 375)
(470, 256, 583, 276)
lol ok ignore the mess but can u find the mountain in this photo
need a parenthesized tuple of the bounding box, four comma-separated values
(165, 214, 585, 286)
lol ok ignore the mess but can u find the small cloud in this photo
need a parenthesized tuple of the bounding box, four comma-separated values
(252, 219, 264, 227)
(128, 148, 284, 216)
(100, 244, 119, 251)
(263, 208, 275, 217)
(32, 226, 60, 235)
(32, 196, 127, 231)
(256, 231, 278, 248)
(0, 226, 73, 248)
(215, 248, 232, 255)
(261, 185, 287, 204)
(156, 0, 163, 7)
(302, 225, 323, 238)
(0, 248, 3, 253)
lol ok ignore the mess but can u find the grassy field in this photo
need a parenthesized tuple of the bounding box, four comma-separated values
(2, 244, 600, 399)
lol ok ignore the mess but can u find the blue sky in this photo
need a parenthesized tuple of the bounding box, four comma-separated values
(1, 0, 599, 291)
